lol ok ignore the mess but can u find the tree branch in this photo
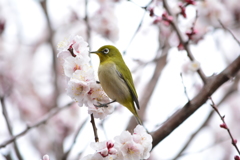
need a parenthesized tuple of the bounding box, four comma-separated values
(1, 97, 23, 160)
(172, 75, 239, 159)
(90, 114, 99, 142)
(151, 55, 240, 149)
(0, 102, 74, 148)
(62, 117, 89, 160)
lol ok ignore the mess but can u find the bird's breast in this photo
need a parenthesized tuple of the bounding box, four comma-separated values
(98, 62, 130, 103)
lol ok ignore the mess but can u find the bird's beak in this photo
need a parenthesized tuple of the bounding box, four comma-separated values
(90, 51, 99, 54)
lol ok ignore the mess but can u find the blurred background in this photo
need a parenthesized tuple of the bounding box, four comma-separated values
(0, 0, 240, 159)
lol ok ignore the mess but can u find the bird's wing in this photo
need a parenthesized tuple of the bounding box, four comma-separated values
(115, 65, 140, 110)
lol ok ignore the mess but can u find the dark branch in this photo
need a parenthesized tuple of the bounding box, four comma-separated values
(151, 55, 240, 149)
(0, 102, 74, 148)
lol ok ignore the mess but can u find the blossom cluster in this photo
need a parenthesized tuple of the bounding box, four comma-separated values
(82, 125, 152, 160)
(57, 35, 114, 119)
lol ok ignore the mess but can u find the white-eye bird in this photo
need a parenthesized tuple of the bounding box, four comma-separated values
(90, 45, 142, 125)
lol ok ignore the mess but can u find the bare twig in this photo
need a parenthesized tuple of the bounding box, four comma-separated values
(180, 73, 190, 102)
(84, 0, 91, 45)
(90, 114, 99, 142)
(62, 117, 89, 160)
(218, 20, 240, 46)
(40, 0, 59, 108)
(162, 0, 207, 84)
(209, 97, 240, 155)
(123, 0, 153, 54)
(0, 102, 74, 148)
(151, 55, 240, 149)
(1, 97, 23, 160)
(173, 76, 239, 159)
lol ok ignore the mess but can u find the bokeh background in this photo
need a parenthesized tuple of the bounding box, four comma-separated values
(0, 0, 240, 159)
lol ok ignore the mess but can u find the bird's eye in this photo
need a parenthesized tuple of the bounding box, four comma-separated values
(103, 48, 109, 54)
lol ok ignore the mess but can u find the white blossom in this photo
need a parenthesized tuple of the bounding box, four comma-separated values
(188, 60, 200, 72)
(42, 155, 50, 160)
(58, 35, 114, 120)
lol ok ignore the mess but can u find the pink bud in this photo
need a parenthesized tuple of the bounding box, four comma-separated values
(149, 7, 154, 17)
(153, 17, 162, 24)
(177, 42, 184, 51)
(220, 123, 228, 129)
(162, 12, 173, 23)
(185, 0, 196, 5)
(234, 155, 240, 160)
(233, 139, 238, 145)
(179, 3, 187, 18)
(106, 141, 114, 149)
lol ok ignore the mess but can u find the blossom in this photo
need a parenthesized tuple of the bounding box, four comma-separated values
(42, 155, 50, 160)
(188, 60, 200, 72)
(58, 35, 114, 120)
(57, 35, 89, 59)
(63, 56, 89, 78)
(90, 7, 119, 42)
(82, 125, 153, 160)
(132, 125, 153, 159)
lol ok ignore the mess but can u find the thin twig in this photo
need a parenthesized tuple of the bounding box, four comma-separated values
(162, 0, 207, 84)
(218, 20, 240, 46)
(173, 76, 239, 159)
(84, 0, 91, 45)
(62, 117, 89, 160)
(1, 97, 23, 160)
(0, 102, 74, 148)
(90, 114, 99, 142)
(180, 73, 190, 102)
(209, 97, 240, 155)
(40, 0, 59, 108)
(151, 55, 240, 149)
(123, 0, 153, 54)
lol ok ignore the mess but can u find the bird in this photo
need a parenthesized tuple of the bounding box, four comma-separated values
(90, 45, 142, 125)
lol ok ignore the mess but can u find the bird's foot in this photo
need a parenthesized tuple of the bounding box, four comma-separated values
(94, 100, 117, 108)
(94, 103, 108, 108)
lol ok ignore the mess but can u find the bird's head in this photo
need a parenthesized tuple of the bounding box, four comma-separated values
(90, 45, 122, 63)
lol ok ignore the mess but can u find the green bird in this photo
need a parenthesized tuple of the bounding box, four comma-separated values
(90, 45, 142, 125)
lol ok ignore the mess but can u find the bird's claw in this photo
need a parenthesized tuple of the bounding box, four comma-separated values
(94, 102, 108, 108)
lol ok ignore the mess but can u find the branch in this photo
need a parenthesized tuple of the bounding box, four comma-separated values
(209, 97, 240, 155)
(90, 114, 99, 142)
(40, 0, 59, 108)
(162, 0, 207, 84)
(1, 97, 23, 160)
(218, 20, 240, 46)
(123, 0, 153, 54)
(0, 102, 74, 148)
(172, 75, 239, 159)
(62, 117, 89, 160)
(151, 55, 240, 149)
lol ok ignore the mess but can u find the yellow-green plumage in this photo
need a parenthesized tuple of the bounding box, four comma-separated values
(91, 45, 142, 125)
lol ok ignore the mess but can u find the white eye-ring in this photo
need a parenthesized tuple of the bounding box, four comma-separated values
(103, 48, 109, 54)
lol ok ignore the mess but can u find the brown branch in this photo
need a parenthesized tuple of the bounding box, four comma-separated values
(0, 102, 74, 148)
(90, 114, 99, 142)
(209, 97, 240, 155)
(84, 0, 91, 45)
(172, 75, 239, 159)
(180, 73, 190, 102)
(162, 0, 207, 84)
(1, 97, 23, 160)
(151, 55, 240, 149)
(218, 20, 240, 46)
(62, 117, 89, 160)
(40, 0, 59, 108)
